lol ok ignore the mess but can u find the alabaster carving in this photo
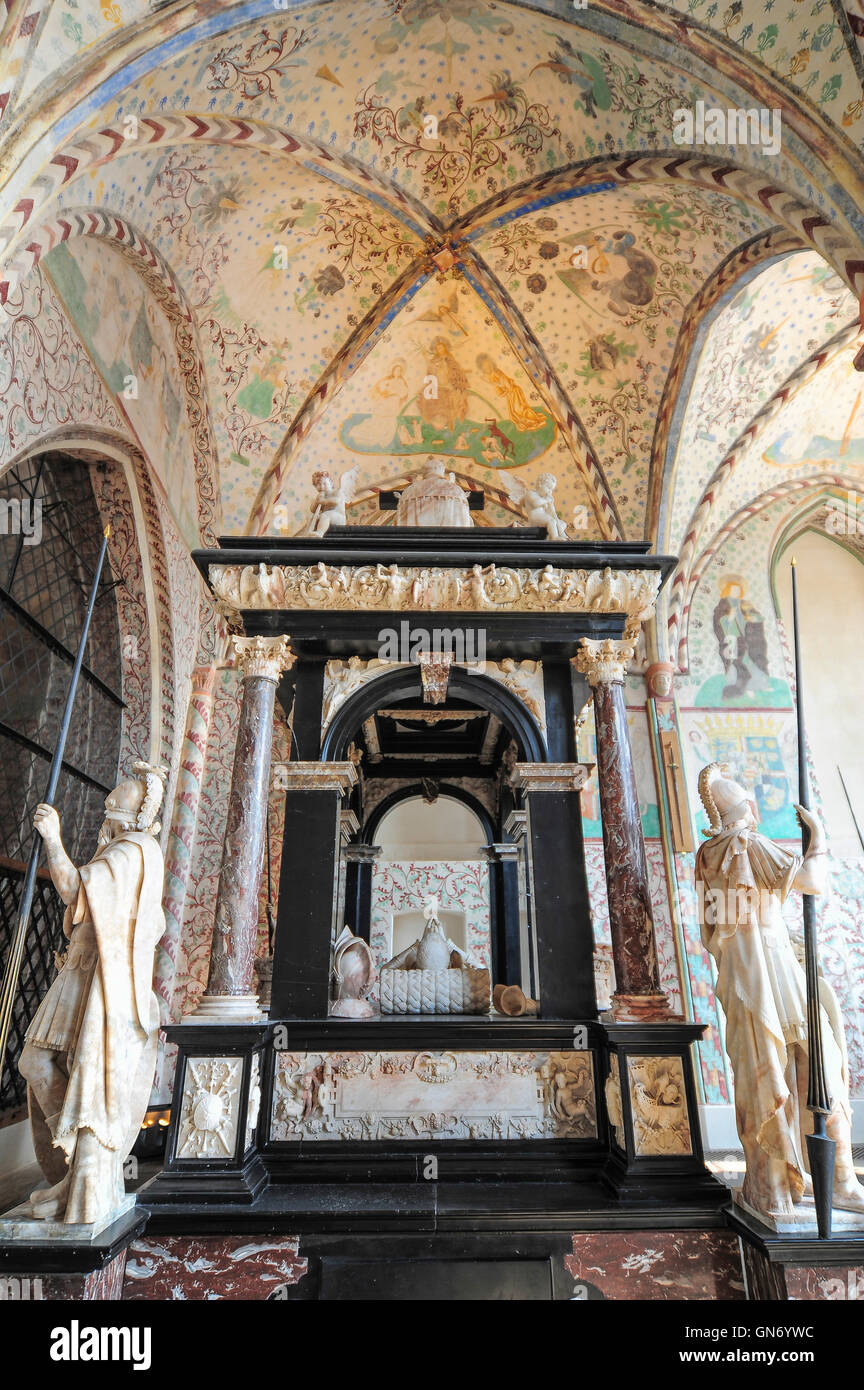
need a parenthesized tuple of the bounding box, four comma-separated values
(492, 984, 539, 1017)
(321, 657, 398, 731)
(245, 1054, 262, 1151)
(270, 1049, 596, 1141)
(18, 765, 167, 1225)
(573, 637, 636, 687)
(486, 659, 546, 733)
(176, 1056, 243, 1159)
(695, 761, 864, 1222)
(209, 562, 662, 630)
(302, 466, 358, 537)
(379, 900, 491, 1014)
(232, 634, 295, 682)
(274, 761, 359, 793)
(419, 650, 453, 704)
(506, 472, 570, 540)
(395, 457, 473, 528)
(627, 1056, 692, 1156)
(511, 762, 592, 793)
(604, 1055, 626, 1150)
(331, 925, 377, 1019)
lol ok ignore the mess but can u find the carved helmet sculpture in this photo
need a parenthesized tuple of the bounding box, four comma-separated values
(697, 761, 755, 835)
(104, 761, 169, 836)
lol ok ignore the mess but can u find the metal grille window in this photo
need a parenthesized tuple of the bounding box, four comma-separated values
(0, 453, 124, 1113)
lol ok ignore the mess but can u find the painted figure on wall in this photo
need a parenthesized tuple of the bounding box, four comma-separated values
(18, 763, 167, 1225)
(712, 576, 771, 701)
(695, 762, 864, 1224)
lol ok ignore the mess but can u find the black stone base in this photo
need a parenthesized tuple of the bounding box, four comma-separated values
(728, 1202, 864, 1267)
(0, 1205, 146, 1275)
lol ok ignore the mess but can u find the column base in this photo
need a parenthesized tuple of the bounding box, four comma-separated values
(611, 991, 681, 1023)
(187, 993, 263, 1023)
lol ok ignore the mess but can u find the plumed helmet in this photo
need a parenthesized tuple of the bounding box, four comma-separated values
(104, 761, 168, 835)
(697, 762, 751, 834)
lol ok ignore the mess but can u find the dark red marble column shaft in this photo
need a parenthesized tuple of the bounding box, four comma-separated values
(202, 638, 291, 1003)
(592, 677, 663, 1000)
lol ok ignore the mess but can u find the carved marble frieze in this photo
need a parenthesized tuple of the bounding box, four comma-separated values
(269, 1049, 597, 1142)
(626, 1055, 693, 1157)
(176, 1056, 244, 1160)
(210, 563, 661, 632)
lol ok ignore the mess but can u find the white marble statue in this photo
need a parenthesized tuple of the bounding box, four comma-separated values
(506, 472, 570, 540)
(18, 762, 168, 1226)
(395, 457, 472, 528)
(302, 466, 358, 536)
(331, 925, 377, 1019)
(694, 762, 864, 1225)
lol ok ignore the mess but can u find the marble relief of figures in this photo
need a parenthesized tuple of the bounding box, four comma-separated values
(270, 1050, 596, 1143)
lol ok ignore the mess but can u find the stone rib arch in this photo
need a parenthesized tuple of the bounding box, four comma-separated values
(666, 321, 861, 664)
(647, 228, 804, 547)
(9, 207, 223, 544)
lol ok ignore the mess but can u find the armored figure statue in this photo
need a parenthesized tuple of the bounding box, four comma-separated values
(694, 762, 864, 1224)
(18, 762, 167, 1225)
(395, 457, 472, 528)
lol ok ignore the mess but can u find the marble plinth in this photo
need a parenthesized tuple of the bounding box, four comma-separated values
(188, 993, 263, 1022)
(0, 1193, 136, 1243)
(734, 1189, 864, 1234)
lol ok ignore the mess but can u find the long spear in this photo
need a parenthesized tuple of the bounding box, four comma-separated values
(0, 525, 111, 1086)
(790, 556, 835, 1239)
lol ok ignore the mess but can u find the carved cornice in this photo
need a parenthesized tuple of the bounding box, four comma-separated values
(572, 637, 637, 687)
(232, 635, 295, 682)
(209, 562, 662, 628)
(277, 761, 359, 793)
(511, 762, 594, 793)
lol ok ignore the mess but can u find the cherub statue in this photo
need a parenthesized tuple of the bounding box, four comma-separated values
(18, 762, 168, 1225)
(694, 762, 864, 1224)
(506, 472, 570, 540)
(302, 467, 358, 537)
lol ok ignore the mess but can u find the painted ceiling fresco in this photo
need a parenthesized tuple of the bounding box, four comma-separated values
(2, 0, 863, 555)
(664, 250, 858, 551)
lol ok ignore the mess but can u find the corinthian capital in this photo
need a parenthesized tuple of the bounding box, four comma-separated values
(232, 635, 295, 682)
(572, 637, 636, 687)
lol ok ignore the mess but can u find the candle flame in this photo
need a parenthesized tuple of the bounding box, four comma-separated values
(790, 556, 796, 567)
(103, 524, 111, 539)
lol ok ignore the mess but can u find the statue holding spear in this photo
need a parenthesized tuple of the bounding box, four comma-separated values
(694, 559, 864, 1233)
(0, 528, 168, 1228)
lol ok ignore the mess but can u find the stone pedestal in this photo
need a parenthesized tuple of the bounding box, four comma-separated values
(599, 1022, 724, 1205)
(194, 636, 294, 1022)
(270, 762, 359, 1018)
(573, 639, 673, 1022)
(510, 763, 596, 1019)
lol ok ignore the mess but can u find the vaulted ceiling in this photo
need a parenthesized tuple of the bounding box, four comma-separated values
(2, 0, 863, 606)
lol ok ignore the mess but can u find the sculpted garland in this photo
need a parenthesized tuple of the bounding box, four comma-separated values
(210, 561, 661, 634)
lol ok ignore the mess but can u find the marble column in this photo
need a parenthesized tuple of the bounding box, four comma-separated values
(344, 841, 382, 942)
(573, 638, 673, 1022)
(193, 636, 294, 1022)
(157, 664, 217, 1025)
